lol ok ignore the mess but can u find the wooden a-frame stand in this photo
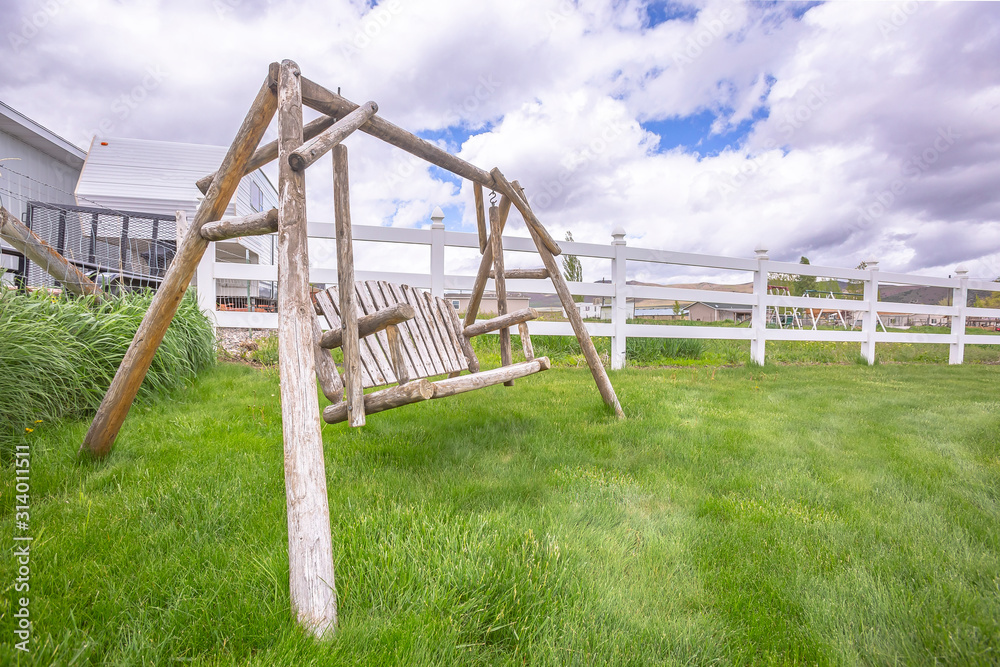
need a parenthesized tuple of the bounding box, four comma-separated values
(79, 61, 623, 637)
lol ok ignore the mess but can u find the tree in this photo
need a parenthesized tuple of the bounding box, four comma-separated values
(792, 256, 816, 296)
(673, 300, 682, 317)
(846, 260, 869, 295)
(562, 231, 583, 302)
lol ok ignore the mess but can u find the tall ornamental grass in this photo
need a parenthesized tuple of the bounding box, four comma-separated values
(0, 287, 214, 457)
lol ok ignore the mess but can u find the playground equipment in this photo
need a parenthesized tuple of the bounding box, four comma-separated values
(77, 61, 624, 637)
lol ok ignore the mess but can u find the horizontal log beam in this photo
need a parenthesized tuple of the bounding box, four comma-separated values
(288, 101, 378, 172)
(490, 168, 561, 256)
(319, 301, 415, 349)
(196, 114, 338, 194)
(0, 205, 102, 300)
(489, 268, 549, 280)
(431, 357, 550, 399)
(299, 76, 498, 189)
(464, 308, 539, 338)
(322, 379, 434, 424)
(200, 208, 278, 241)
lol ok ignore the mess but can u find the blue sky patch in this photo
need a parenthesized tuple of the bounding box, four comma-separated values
(644, 1, 699, 28)
(642, 106, 769, 157)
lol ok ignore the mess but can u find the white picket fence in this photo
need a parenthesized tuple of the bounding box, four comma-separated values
(195, 221, 1000, 368)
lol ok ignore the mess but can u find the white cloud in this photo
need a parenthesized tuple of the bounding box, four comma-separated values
(2, 0, 998, 281)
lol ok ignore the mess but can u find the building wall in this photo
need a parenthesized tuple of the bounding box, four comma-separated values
(687, 303, 718, 322)
(0, 129, 84, 281)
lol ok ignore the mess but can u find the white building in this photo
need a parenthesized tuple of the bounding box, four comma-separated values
(0, 100, 86, 283)
(75, 136, 279, 301)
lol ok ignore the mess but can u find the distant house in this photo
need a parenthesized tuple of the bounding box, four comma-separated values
(447, 292, 530, 317)
(687, 301, 752, 323)
(0, 100, 86, 284)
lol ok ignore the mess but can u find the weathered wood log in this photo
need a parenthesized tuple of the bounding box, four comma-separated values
(473, 182, 487, 254)
(200, 208, 278, 241)
(446, 295, 479, 373)
(312, 316, 344, 402)
(431, 357, 550, 399)
(197, 113, 338, 194)
(520, 186, 624, 418)
(489, 268, 549, 280)
(385, 324, 410, 385)
(489, 204, 513, 383)
(299, 77, 498, 189)
(518, 321, 534, 360)
(322, 379, 434, 424)
(288, 101, 378, 172)
(81, 67, 278, 458)
(319, 301, 414, 349)
(463, 189, 513, 327)
(490, 168, 561, 256)
(0, 206, 101, 299)
(275, 60, 338, 638)
(463, 308, 539, 338)
(333, 144, 365, 427)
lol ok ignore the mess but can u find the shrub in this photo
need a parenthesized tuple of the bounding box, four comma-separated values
(0, 288, 214, 458)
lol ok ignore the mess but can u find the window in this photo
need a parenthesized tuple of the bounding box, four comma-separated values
(452, 300, 461, 310)
(250, 181, 263, 213)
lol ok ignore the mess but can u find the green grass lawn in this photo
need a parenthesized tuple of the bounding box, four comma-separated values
(2, 362, 999, 665)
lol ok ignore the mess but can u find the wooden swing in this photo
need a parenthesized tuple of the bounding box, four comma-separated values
(78, 61, 623, 637)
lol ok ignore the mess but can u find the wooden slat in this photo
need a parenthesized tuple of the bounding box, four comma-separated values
(354, 282, 397, 384)
(315, 288, 374, 388)
(413, 288, 456, 374)
(372, 281, 422, 378)
(423, 291, 464, 373)
(434, 296, 470, 373)
(400, 285, 448, 376)
(382, 282, 433, 378)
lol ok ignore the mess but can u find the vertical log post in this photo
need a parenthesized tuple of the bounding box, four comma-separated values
(333, 144, 365, 427)
(518, 185, 624, 418)
(489, 204, 513, 385)
(80, 69, 279, 458)
(276, 60, 338, 638)
(473, 183, 487, 254)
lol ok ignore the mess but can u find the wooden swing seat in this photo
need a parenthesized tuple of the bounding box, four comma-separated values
(315, 280, 549, 424)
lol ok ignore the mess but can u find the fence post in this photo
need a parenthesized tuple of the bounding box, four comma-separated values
(430, 206, 445, 298)
(611, 226, 627, 370)
(751, 243, 768, 365)
(861, 259, 879, 365)
(949, 265, 968, 365)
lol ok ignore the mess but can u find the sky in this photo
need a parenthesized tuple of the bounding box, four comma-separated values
(2, 0, 999, 284)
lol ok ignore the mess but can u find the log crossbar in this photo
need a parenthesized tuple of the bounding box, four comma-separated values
(464, 308, 539, 338)
(319, 302, 414, 349)
(200, 208, 278, 241)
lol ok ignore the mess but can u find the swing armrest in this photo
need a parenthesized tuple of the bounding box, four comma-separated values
(463, 308, 538, 338)
(319, 302, 415, 349)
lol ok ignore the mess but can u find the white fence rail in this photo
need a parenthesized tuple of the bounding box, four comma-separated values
(196, 221, 1000, 368)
